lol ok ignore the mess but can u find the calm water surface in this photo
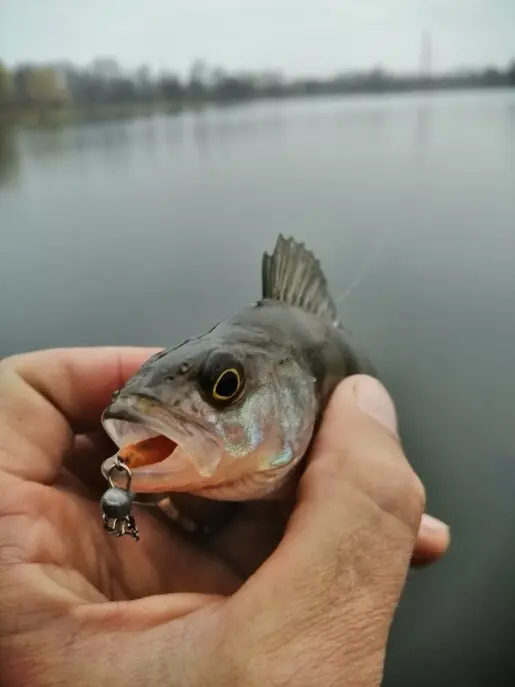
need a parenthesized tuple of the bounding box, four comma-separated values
(2, 90, 515, 686)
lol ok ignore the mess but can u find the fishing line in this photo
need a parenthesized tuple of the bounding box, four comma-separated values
(334, 218, 399, 307)
(335, 105, 432, 308)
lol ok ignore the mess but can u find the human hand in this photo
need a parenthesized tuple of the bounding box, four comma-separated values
(0, 347, 449, 686)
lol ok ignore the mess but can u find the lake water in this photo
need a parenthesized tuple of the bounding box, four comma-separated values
(2, 89, 515, 685)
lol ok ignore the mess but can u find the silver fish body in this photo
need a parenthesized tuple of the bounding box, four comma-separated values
(101, 235, 375, 502)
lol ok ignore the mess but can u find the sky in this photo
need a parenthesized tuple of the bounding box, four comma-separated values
(1, 0, 515, 78)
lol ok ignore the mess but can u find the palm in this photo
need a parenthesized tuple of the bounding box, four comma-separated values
(15, 448, 290, 605)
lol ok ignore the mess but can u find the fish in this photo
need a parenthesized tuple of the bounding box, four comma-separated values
(100, 234, 376, 505)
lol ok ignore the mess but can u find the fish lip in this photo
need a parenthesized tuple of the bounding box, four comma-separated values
(101, 404, 143, 425)
(101, 398, 167, 446)
(100, 394, 222, 486)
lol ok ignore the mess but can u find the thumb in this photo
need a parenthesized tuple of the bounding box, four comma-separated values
(278, 374, 429, 575)
(226, 376, 433, 679)
(300, 374, 450, 566)
(346, 375, 450, 566)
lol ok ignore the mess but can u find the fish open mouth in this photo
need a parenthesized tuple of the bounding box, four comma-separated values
(101, 403, 223, 493)
(103, 420, 179, 468)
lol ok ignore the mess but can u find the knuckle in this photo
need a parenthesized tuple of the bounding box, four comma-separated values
(407, 471, 426, 514)
(374, 462, 426, 529)
(0, 353, 23, 374)
(0, 354, 27, 390)
(0, 352, 39, 384)
(394, 467, 426, 530)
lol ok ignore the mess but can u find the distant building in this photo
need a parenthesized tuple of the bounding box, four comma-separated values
(89, 58, 122, 81)
(135, 65, 151, 85)
(255, 71, 285, 88)
(45, 61, 74, 90)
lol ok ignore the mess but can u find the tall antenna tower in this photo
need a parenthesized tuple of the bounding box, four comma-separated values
(420, 30, 432, 77)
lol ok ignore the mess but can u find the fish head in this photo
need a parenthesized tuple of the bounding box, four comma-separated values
(101, 338, 319, 499)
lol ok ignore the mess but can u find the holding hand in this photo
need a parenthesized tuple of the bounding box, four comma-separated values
(0, 347, 449, 686)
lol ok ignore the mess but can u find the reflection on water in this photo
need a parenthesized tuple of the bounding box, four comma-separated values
(1, 89, 515, 687)
(506, 103, 515, 166)
(412, 103, 432, 163)
(0, 122, 21, 187)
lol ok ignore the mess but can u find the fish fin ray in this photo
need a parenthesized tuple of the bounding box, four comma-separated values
(261, 234, 339, 325)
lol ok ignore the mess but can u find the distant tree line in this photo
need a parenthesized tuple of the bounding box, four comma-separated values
(1, 57, 515, 120)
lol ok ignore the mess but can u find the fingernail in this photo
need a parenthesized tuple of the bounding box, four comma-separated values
(353, 375, 398, 436)
(420, 513, 450, 536)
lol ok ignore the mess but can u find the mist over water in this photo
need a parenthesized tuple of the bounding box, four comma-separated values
(2, 89, 515, 685)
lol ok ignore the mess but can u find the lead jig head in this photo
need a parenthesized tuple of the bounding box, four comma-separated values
(100, 455, 139, 541)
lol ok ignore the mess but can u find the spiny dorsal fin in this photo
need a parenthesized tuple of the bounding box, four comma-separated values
(261, 234, 339, 325)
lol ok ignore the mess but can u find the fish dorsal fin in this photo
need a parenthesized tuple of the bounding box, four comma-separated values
(261, 234, 339, 325)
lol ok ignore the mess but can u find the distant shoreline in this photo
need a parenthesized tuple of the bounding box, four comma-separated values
(1, 81, 514, 131)
(0, 100, 186, 129)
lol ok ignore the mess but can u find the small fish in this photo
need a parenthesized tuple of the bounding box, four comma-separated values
(100, 235, 376, 503)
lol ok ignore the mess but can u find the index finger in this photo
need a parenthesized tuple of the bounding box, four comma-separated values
(0, 346, 161, 483)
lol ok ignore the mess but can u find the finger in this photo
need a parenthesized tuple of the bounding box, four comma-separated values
(64, 431, 119, 493)
(231, 376, 434, 640)
(411, 513, 451, 567)
(0, 346, 161, 483)
(208, 500, 292, 578)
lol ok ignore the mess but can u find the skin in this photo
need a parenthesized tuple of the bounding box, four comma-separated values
(0, 347, 450, 686)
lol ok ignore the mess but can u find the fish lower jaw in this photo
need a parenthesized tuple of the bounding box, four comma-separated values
(189, 469, 293, 501)
(143, 455, 297, 501)
(103, 448, 293, 501)
(100, 418, 297, 500)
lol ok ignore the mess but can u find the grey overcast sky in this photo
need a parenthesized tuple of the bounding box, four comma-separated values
(1, 0, 514, 77)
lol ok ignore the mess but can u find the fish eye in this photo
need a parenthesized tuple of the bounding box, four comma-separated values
(213, 368, 242, 401)
(198, 351, 245, 406)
